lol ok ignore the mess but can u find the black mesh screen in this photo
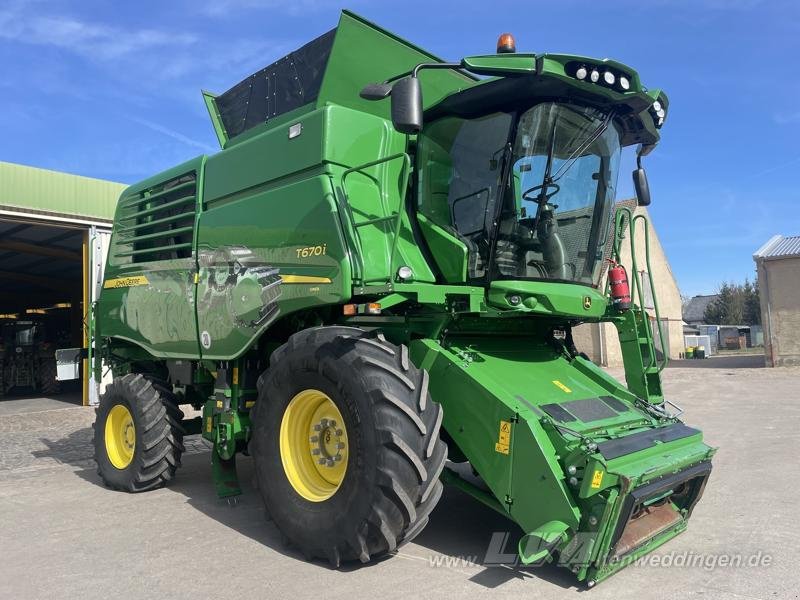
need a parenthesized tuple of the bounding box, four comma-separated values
(561, 398, 617, 423)
(216, 29, 336, 139)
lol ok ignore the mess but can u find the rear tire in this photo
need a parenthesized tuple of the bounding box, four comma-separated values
(93, 373, 185, 492)
(38, 359, 61, 395)
(250, 326, 447, 567)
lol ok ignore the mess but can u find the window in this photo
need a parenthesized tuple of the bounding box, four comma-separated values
(418, 112, 513, 279)
(418, 103, 621, 286)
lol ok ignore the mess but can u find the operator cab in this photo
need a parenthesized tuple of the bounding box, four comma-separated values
(363, 41, 665, 290)
(418, 101, 621, 287)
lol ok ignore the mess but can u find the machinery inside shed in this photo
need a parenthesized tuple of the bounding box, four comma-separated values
(0, 219, 86, 400)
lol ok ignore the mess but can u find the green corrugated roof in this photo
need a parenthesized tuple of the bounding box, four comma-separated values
(0, 161, 126, 221)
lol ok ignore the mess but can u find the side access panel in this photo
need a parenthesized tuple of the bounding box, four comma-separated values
(99, 157, 204, 358)
(195, 173, 351, 360)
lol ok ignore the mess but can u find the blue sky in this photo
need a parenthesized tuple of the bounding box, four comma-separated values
(1, 0, 798, 296)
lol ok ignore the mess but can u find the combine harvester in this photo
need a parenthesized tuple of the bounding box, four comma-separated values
(91, 11, 714, 585)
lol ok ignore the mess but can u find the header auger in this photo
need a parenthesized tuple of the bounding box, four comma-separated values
(92, 11, 714, 585)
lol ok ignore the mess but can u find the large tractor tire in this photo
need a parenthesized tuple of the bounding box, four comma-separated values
(38, 359, 61, 395)
(93, 373, 185, 492)
(251, 326, 446, 567)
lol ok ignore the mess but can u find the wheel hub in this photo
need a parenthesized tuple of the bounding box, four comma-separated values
(105, 404, 136, 469)
(310, 417, 346, 468)
(123, 422, 135, 449)
(279, 389, 349, 502)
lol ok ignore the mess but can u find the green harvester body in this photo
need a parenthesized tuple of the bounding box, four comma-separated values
(95, 11, 715, 585)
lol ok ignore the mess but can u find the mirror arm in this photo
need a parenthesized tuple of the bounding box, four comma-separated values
(360, 62, 462, 103)
(411, 62, 462, 78)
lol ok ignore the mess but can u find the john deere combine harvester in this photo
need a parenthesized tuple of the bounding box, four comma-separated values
(93, 11, 714, 585)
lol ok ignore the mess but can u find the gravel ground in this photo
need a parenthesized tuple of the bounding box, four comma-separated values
(0, 357, 797, 600)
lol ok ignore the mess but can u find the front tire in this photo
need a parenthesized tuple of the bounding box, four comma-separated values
(251, 326, 446, 567)
(93, 374, 185, 492)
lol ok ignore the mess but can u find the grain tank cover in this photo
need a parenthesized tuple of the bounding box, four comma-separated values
(204, 10, 475, 148)
(214, 30, 336, 140)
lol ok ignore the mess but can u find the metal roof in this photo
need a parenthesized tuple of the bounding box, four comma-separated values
(753, 234, 800, 260)
(682, 294, 719, 324)
(0, 161, 126, 222)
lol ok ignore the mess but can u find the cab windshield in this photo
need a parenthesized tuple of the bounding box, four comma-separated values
(418, 102, 621, 286)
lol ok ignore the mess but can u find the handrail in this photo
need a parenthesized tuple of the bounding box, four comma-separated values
(612, 207, 668, 373)
(632, 214, 669, 372)
(339, 152, 411, 284)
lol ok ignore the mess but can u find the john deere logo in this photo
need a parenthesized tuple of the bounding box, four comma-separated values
(583, 296, 592, 310)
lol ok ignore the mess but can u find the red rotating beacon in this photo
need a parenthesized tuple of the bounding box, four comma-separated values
(608, 260, 631, 311)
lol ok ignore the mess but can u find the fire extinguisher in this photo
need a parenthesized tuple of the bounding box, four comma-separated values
(608, 260, 631, 311)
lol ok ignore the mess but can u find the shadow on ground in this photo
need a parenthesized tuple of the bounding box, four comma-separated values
(32, 426, 94, 468)
(49, 434, 579, 590)
(667, 354, 764, 369)
(412, 484, 578, 590)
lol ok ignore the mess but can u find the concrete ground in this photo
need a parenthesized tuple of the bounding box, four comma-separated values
(1, 363, 798, 600)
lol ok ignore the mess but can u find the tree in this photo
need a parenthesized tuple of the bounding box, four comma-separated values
(744, 279, 761, 326)
(703, 279, 761, 325)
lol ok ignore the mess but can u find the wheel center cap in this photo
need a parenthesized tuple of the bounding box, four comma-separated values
(124, 423, 134, 448)
(310, 418, 344, 467)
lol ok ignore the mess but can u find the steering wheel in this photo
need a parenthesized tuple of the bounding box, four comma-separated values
(522, 181, 561, 203)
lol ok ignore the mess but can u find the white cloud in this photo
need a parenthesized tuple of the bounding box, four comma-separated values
(128, 116, 217, 153)
(0, 6, 196, 61)
(773, 111, 800, 125)
(0, 2, 296, 89)
(199, 0, 342, 17)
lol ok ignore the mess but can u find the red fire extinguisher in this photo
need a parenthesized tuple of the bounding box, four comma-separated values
(608, 260, 631, 311)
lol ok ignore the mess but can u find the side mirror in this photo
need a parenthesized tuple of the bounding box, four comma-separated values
(390, 77, 423, 135)
(633, 167, 651, 206)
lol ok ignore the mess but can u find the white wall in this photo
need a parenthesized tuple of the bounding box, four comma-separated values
(573, 205, 683, 367)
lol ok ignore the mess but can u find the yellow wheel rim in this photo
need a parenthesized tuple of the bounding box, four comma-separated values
(105, 404, 136, 469)
(279, 389, 349, 502)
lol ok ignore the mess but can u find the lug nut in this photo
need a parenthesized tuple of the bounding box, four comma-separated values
(318, 458, 327, 465)
(334, 455, 342, 462)
(313, 424, 322, 432)
(335, 429, 343, 436)
(336, 442, 345, 449)
(309, 435, 319, 443)
(326, 459, 335, 467)
(311, 448, 320, 455)
(589, 516, 598, 526)
(567, 465, 577, 475)
(569, 476, 579, 486)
